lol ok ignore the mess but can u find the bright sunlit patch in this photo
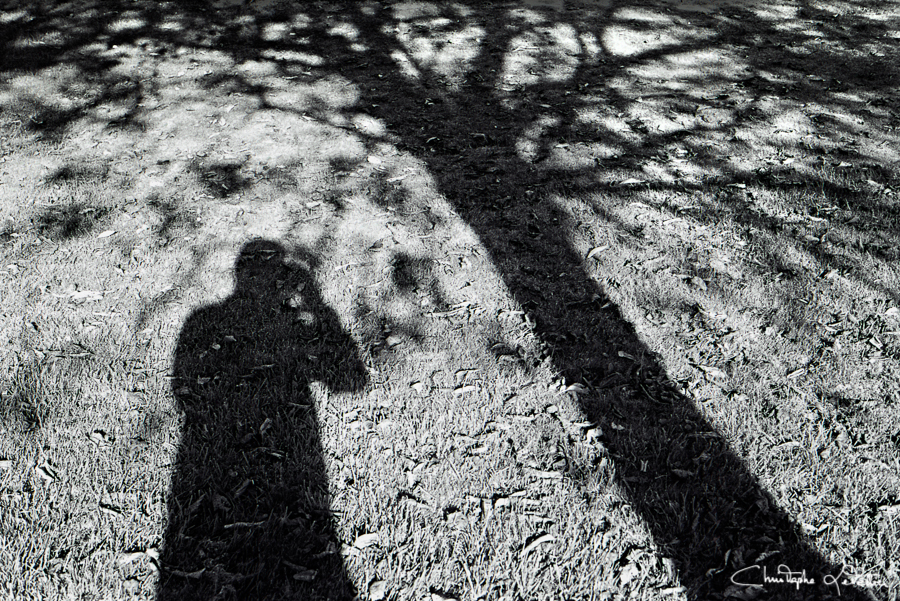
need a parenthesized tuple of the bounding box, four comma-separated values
(11, 30, 67, 49)
(5, 66, 84, 115)
(158, 18, 185, 32)
(262, 22, 291, 42)
(391, 49, 422, 81)
(544, 23, 581, 81)
(498, 22, 580, 87)
(351, 114, 387, 137)
(507, 8, 548, 24)
(546, 22, 581, 60)
(0, 9, 28, 24)
(265, 74, 361, 114)
(291, 13, 313, 29)
(391, 1, 441, 20)
(236, 60, 279, 78)
(623, 47, 750, 95)
(614, 7, 673, 24)
(108, 16, 145, 33)
(579, 31, 603, 61)
(515, 115, 559, 161)
(602, 22, 684, 58)
(499, 31, 541, 88)
(395, 22, 484, 90)
(750, 3, 799, 21)
(329, 22, 361, 40)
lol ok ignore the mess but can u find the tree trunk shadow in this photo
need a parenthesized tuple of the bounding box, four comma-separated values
(331, 5, 873, 600)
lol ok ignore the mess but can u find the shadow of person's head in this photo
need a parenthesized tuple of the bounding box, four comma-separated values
(232, 238, 288, 292)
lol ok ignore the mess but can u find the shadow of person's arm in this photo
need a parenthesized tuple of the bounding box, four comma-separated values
(279, 247, 369, 396)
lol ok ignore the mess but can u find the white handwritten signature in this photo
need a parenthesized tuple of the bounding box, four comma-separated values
(730, 564, 889, 596)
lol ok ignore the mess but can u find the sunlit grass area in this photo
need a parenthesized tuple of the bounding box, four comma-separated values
(1, 0, 900, 599)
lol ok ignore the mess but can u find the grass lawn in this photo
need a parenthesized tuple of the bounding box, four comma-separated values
(1, 0, 900, 599)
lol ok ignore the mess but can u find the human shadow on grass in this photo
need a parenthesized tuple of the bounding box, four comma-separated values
(158, 239, 367, 601)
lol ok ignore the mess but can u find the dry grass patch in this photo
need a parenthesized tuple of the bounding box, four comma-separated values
(2, 0, 900, 599)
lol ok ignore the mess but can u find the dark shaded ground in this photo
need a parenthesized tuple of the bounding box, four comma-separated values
(159, 240, 366, 600)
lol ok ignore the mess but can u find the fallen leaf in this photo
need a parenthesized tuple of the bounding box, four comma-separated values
(565, 383, 588, 394)
(123, 578, 140, 595)
(786, 367, 806, 379)
(36, 463, 58, 483)
(620, 178, 646, 185)
(445, 510, 469, 530)
(522, 533, 554, 554)
(670, 469, 696, 478)
(525, 467, 563, 479)
(877, 503, 900, 515)
(453, 385, 477, 396)
(369, 580, 387, 600)
(699, 365, 727, 380)
(431, 592, 458, 601)
(293, 568, 316, 582)
(97, 230, 116, 239)
(117, 552, 146, 566)
(100, 502, 123, 515)
(586, 245, 609, 260)
(88, 430, 111, 447)
(70, 290, 103, 301)
(367, 155, 383, 165)
(619, 562, 640, 585)
(709, 259, 728, 272)
(353, 533, 379, 549)
(773, 441, 801, 451)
